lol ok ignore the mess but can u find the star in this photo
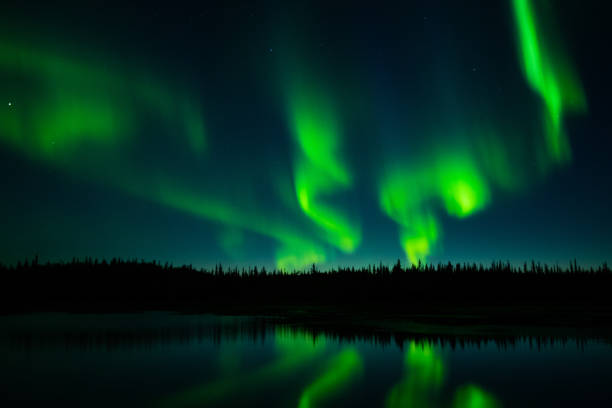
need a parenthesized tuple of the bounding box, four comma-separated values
(7, 102, 12, 107)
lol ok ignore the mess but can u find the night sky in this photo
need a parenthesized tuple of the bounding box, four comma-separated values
(0, 0, 610, 270)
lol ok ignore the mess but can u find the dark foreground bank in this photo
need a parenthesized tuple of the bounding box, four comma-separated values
(2, 258, 612, 332)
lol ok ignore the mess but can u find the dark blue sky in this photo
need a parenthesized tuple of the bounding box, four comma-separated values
(0, 1, 610, 269)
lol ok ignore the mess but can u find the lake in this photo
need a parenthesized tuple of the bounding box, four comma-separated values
(1, 312, 611, 407)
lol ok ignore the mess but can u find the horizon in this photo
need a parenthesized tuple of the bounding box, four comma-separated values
(2, 255, 608, 272)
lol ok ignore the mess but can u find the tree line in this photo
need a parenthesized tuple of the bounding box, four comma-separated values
(1, 257, 611, 317)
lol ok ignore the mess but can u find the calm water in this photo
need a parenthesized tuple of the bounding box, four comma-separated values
(1, 313, 611, 407)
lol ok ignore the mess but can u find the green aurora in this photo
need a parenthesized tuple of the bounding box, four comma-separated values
(289, 81, 361, 254)
(376, 0, 586, 264)
(0, 38, 329, 270)
(0, 0, 597, 268)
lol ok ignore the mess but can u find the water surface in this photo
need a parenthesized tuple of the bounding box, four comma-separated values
(1, 312, 611, 407)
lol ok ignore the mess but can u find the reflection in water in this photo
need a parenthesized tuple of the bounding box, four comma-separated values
(453, 384, 501, 408)
(298, 348, 363, 408)
(160, 330, 497, 407)
(157, 328, 327, 407)
(4, 313, 611, 407)
(0, 312, 596, 352)
(386, 342, 501, 408)
(159, 327, 364, 408)
(386, 342, 445, 408)
(404, 342, 445, 387)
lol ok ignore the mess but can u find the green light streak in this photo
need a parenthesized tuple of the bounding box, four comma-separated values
(153, 181, 327, 271)
(288, 83, 361, 254)
(0, 1, 588, 269)
(512, 0, 586, 162)
(378, 0, 586, 265)
(291, 92, 349, 184)
(453, 384, 501, 408)
(399, 214, 439, 267)
(298, 348, 364, 408)
(0, 39, 329, 269)
(379, 164, 437, 265)
(379, 150, 490, 265)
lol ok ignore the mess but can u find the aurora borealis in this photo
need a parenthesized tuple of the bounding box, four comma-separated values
(0, 0, 610, 269)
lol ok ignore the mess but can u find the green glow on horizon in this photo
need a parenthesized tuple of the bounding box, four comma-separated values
(298, 348, 364, 408)
(400, 214, 439, 266)
(512, 0, 586, 163)
(288, 82, 361, 254)
(276, 242, 326, 272)
(453, 384, 501, 408)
